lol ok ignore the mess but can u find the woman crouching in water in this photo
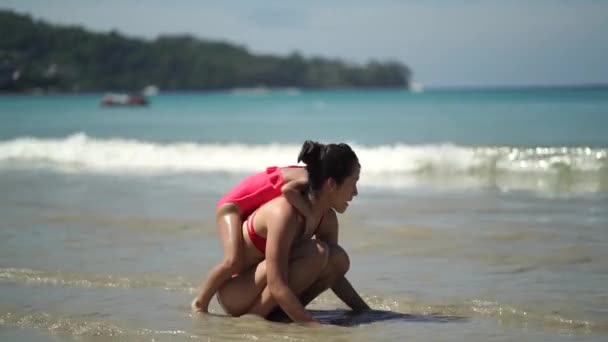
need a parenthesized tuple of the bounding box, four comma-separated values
(215, 140, 370, 324)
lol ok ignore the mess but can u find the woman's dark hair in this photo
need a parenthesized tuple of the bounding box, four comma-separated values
(297, 140, 359, 194)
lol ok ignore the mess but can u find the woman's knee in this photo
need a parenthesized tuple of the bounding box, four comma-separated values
(328, 244, 350, 276)
(217, 289, 247, 317)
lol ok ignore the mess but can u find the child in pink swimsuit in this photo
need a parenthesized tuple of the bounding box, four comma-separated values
(192, 165, 318, 313)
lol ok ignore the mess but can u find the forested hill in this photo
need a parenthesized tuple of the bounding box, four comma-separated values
(0, 10, 411, 92)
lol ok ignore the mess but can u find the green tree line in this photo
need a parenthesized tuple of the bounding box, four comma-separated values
(0, 10, 411, 92)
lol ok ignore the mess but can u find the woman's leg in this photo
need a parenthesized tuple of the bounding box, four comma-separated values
(265, 243, 350, 321)
(217, 239, 329, 317)
(192, 205, 244, 312)
(297, 243, 350, 307)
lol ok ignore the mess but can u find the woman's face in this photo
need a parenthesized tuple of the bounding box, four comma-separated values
(330, 164, 360, 213)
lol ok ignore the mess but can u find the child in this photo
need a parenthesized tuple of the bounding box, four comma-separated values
(192, 165, 320, 313)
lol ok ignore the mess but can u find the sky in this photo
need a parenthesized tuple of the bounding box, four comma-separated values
(2, 0, 607, 88)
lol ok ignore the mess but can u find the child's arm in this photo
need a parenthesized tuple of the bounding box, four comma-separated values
(281, 178, 321, 236)
(281, 178, 313, 218)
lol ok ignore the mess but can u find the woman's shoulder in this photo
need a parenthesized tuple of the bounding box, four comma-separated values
(258, 197, 304, 235)
(261, 196, 300, 218)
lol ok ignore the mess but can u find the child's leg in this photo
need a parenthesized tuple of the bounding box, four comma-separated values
(216, 204, 245, 272)
(192, 204, 244, 313)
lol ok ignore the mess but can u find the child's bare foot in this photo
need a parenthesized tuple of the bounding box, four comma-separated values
(191, 298, 206, 313)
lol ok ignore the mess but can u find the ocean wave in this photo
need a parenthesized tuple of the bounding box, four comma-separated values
(0, 267, 197, 293)
(1, 133, 606, 191)
(45, 213, 213, 234)
(0, 268, 604, 334)
(0, 309, 197, 340)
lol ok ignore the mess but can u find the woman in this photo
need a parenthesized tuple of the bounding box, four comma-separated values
(215, 140, 370, 324)
(192, 164, 319, 314)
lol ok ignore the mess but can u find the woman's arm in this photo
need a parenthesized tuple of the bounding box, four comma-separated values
(315, 210, 370, 312)
(314, 210, 339, 244)
(330, 275, 371, 312)
(264, 201, 316, 323)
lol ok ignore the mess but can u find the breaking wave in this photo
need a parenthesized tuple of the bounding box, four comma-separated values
(1, 133, 607, 192)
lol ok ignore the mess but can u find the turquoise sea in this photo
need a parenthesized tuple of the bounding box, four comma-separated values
(1, 87, 607, 341)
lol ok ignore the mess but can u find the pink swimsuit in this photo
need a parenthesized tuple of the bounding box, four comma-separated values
(217, 165, 322, 254)
(217, 165, 302, 218)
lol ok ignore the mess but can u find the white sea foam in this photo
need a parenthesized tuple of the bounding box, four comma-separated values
(0, 133, 606, 190)
(0, 133, 298, 173)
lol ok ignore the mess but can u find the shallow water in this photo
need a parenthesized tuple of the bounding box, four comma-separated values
(1, 168, 606, 341)
(1, 89, 607, 340)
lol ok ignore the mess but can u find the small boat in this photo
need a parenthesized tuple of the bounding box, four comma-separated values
(101, 93, 148, 106)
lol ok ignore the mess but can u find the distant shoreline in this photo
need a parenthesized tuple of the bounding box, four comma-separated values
(1, 84, 606, 96)
(1, 10, 411, 94)
(426, 83, 608, 92)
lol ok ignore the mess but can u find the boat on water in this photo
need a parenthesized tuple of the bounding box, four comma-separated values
(101, 93, 148, 107)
